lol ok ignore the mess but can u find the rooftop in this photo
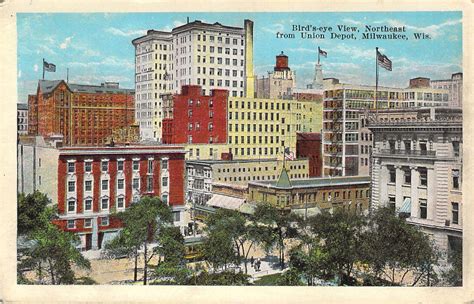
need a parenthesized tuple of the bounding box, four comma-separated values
(249, 175, 370, 190)
(187, 158, 307, 166)
(17, 103, 28, 110)
(38, 80, 134, 95)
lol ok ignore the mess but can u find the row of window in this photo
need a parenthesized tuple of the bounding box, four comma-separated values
(229, 99, 293, 111)
(67, 159, 168, 174)
(229, 111, 281, 122)
(196, 35, 243, 46)
(66, 216, 109, 229)
(67, 176, 168, 193)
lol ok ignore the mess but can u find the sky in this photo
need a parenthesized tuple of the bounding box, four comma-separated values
(17, 12, 462, 102)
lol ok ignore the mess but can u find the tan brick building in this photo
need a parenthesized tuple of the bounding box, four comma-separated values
(28, 80, 135, 146)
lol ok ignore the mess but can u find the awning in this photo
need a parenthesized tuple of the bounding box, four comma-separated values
(101, 231, 119, 248)
(207, 194, 245, 211)
(194, 204, 216, 213)
(399, 198, 411, 214)
(291, 206, 322, 218)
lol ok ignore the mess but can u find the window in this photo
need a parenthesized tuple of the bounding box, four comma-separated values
(101, 161, 108, 172)
(84, 218, 92, 228)
(173, 211, 181, 222)
(85, 180, 92, 192)
(162, 177, 168, 187)
(117, 197, 125, 209)
(162, 194, 168, 204)
(389, 140, 396, 152)
(388, 196, 396, 212)
(68, 181, 75, 192)
(162, 159, 168, 170)
(452, 169, 460, 189)
(101, 179, 109, 191)
(67, 200, 76, 213)
(147, 176, 153, 192)
(452, 141, 460, 157)
(67, 220, 75, 229)
(452, 202, 459, 224)
(404, 167, 411, 184)
(389, 166, 396, 183)
(84, 198, 92, 211)
(100, 216, 109, 226)
(132, 178, 139, 190)
(117, 179, 124, 190)
(133, 160, 139, 171)
(117, 160, 124, 171)
(419, 199, 427, 219)
(67, 162, 75, 173)
(101, 198, 109, 210)
(148, 159, 153, 174)
(85, 162, 92, 172)
(419, 168, 427, 187)
(419, 141, 427, 154)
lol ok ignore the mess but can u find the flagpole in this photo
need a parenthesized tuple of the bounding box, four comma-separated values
(42, 58, 45, 80)
(67, 68, 69, 83)
(375, 47, 379, 116)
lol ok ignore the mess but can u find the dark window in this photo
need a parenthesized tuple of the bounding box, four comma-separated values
(420, 199, 427, 219)
(404, 168, 411, 184)
(389, 166, 396, 183)
(452, 141, 460, 157)
(419, 167, 427, 186)
(388, 196, 396, 212)
(452, 170, 460, 189)
(452, 202, 459, 224)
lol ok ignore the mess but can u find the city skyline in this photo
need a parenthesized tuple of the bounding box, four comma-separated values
(17, 12, 462, 102)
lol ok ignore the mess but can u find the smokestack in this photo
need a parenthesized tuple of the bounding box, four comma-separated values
(244, 19, 255, 98)
(187, 17, 190, 24)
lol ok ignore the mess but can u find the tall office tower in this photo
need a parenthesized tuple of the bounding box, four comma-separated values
(133, 19, 254, 142)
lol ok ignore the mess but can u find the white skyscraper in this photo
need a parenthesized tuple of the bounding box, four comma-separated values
(133, 19, 253, 142)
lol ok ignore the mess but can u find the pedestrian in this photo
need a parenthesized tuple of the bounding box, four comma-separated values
(250, 256, 254, 267)
(256, 259, 261, 271)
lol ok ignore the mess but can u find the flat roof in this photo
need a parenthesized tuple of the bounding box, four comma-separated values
(187, 158, 307, 166)
(249, 175, 370, 190)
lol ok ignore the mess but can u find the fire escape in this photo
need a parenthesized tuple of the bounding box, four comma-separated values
(329, 100, 343, 176)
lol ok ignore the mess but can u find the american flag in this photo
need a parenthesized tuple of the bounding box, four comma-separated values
(318, 47, 328, 58)
(377, 50, 392, 71)
(284, 147, 295, 160)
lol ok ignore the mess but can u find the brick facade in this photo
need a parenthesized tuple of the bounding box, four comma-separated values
(28, 80, 135, 146)
(54, 145, 186, 250)
(162, 85, 228, 144)
(296, 132, 322, 177)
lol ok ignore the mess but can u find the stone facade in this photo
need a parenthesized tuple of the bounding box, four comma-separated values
(369, 107, 462, 259)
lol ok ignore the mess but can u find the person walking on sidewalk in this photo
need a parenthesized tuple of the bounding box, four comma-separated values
(250, 256, 255, 267)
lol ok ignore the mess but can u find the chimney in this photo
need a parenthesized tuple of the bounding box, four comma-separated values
(244, 19, 255, 98)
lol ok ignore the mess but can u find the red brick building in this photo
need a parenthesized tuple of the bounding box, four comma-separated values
(296, 132, 322, 177)
(28, 80, 135, 146)
(162, 85, 228, 144)
(53, 145, 186, 251)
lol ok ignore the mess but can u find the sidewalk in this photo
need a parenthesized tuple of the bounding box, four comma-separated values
(242, 255, 286, 282)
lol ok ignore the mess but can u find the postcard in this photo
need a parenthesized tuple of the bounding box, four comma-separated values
(0, 0, 472, 303)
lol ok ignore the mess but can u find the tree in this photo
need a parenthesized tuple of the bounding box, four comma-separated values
(17, 192, 91, 285)
(19, 215, 91, 284)
(254, 202, 301, 270)
(104, 196, 172, 285)
(202, 226, 239, 271)
(204, 209, 265, 274)
(308, 209, 366, 285)
(153, 226, 190, 284)
(361, 206, 439, 286)
(442, 242, 462, 286)
(17, 191, 52, 235)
